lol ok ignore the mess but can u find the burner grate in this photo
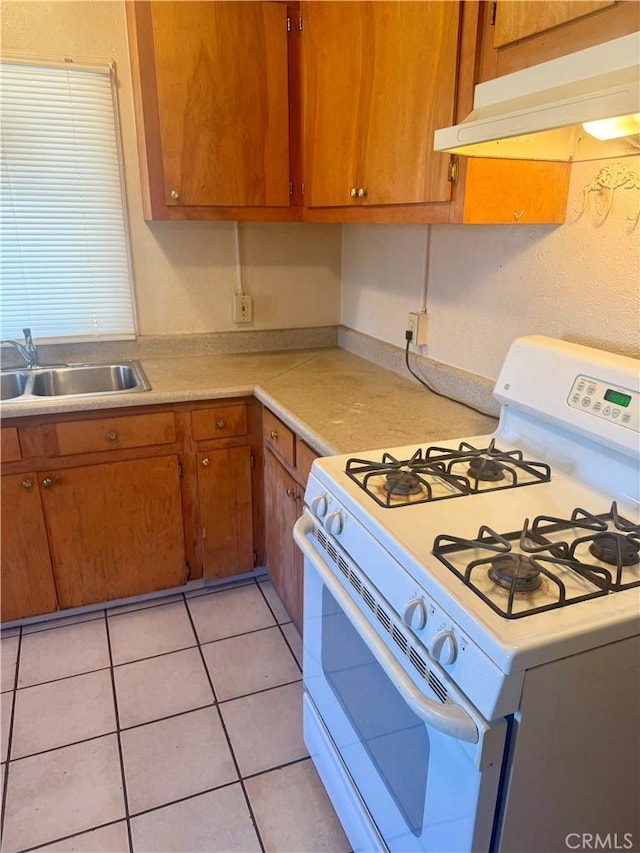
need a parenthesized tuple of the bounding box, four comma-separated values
(432, 502, 640, 619)
(345, 439, 551, 508)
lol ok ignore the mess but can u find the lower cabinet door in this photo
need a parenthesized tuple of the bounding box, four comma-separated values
(197, 446, 254, 579)
(1, 473, 58, 621)
(264, 449, 303, 632)
(42, 455, 187, 608)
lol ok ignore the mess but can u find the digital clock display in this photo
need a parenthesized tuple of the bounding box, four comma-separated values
(604, 389, 632, 408)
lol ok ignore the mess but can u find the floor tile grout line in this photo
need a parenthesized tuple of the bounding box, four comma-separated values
(181, 590, 267, 853)
(18, 816, 129, 853)
(14, 609, 107, 637)
(0, 625, 22, 844)
(255, 579, 303, 673)
(6, 730, 119, 765)
(103, 612, 134, 853)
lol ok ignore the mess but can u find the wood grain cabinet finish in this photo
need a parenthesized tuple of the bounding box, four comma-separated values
(1, 473, 57, 622)
(262, 408, 318, 632)
(1, 398, 264, 623)
(1, 428, 21, 463)
(302, 1, 460, 209)
(43, 456, 186, 609)
(54, 412, 176, 456)
(197, 447, 254, 579)
(126, 0, 295, 220)
(478, 0, 639, 80)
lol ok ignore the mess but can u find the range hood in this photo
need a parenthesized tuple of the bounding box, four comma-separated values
(434, 32, 640, 161)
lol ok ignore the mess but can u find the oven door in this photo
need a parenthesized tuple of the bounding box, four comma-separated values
(295, 514, 507, 853)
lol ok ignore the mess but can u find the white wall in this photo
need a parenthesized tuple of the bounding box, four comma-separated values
(341, 157, 640, 379)
(2, 0, 342, 337)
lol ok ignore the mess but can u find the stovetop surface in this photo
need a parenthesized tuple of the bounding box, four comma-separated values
(306, 431, 640, 674)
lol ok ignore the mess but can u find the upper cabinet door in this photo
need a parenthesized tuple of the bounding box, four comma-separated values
(302, 1, 461, 208)
(480, 0, 639, 80)
(493, 1, 615, 47)
(150, 1, 290, 208)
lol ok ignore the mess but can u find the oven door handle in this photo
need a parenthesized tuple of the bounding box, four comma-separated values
(295, 516, 480, 745)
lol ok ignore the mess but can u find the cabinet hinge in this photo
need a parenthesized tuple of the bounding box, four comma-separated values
(185, 561, 191, 580)
(287, 16, 291, 32)
(178, 461, 183, 478)
(301, 182, 305, 196)
(253, 551, 258, 567)
(447, 156, 459, 184)
(298, 16, 303, 32)
(489, 2, 497, 26)
(250, 452, 255, 469)
(289, 180, 293, 197)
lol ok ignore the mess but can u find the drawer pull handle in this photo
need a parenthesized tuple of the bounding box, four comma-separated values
(22, 479, 34, 490)
(202, 457, 211, 467)
(42, 478, 53, 489)
(216, 419, 225, 430)
(270, 430, 278, 439)
(106, 431, 118, 442)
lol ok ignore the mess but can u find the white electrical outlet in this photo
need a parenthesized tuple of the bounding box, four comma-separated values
(233, 293, 252, 323)
(408, 311, 428, 345)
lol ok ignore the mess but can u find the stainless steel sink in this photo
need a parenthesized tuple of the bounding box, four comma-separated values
(0, 361, 151, 402)
(1, 371, 28, 400)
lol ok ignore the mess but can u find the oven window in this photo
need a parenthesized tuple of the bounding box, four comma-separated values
(321, 587, 429, 837)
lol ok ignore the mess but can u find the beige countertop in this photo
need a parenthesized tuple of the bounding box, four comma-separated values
(1, 348, 498, 455)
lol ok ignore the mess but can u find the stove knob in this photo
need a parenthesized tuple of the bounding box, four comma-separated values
(324, 510, 344, 536)
(429, 630, 457, 666)
(310, 494, 328, 518)
(402, 597, 427, 631)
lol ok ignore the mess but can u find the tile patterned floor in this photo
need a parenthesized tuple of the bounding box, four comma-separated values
(0, 579, 350, 853)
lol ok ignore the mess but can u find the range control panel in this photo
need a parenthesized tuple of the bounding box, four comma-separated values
(568, 374, 639, 433)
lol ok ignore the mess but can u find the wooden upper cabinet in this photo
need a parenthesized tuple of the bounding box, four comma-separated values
(127, 0, 295, 219)
(479, 0, 640, 80)
(302, 1, 461, 208)
(493, 1, 615, 47)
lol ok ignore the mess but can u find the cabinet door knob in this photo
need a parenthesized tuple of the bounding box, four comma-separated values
(357, 187, 367, 198)
(42, 477, 53, 489)
(270, 430, 278, 439)
(169, 189, 180, 200)
(106, 431, 118, 442)
(215, 419, 225, 430)
(201, 457, 211, 467)
(22, 479, 34, 490)
(350, 187, 358, 198)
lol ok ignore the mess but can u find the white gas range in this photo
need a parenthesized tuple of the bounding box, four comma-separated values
(294, 335, 640, 853)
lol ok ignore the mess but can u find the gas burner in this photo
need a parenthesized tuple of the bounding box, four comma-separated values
(345, 441, 550, 508)
(488, 555, 541, 592)
(383, 470, 423, 497)
(467, 457, 505, 482)
(589, 533, 640, 567)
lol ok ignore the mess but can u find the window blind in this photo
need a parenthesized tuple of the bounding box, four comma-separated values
(0, 59, 136, 342)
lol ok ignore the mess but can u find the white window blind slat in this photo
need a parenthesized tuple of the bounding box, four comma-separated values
(0, 60, 136, 341)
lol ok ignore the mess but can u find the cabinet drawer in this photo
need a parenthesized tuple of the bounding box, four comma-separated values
(263, 409, 295, 467)
(296, 439, 318, 484)
(191, 405, 248, 441)
(1, 427, 21, 463)
(54, 412, 176, 456)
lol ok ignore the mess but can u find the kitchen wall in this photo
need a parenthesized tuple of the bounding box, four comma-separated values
(1, 0, 342, 338)
(341, 156, 640, 379)
(3, 1, 639, 380)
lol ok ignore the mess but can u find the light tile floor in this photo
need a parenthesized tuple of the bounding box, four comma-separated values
(0, 578, 351, 853)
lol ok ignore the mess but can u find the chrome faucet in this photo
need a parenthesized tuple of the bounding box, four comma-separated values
(2, 328, 40, 368)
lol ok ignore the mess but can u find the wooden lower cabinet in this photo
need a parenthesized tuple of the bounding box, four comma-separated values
(1, 473, 57, 622)
(1, 398, 263, 623)
(264, 448, 303, 632)
(43, 455, 186, 609)
(197, 446, 254, 579)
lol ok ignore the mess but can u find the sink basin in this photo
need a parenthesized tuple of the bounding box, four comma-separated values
(0, 361, 151, 401)
(1, 371, 28, 400)
(31, 364, 148, 397)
